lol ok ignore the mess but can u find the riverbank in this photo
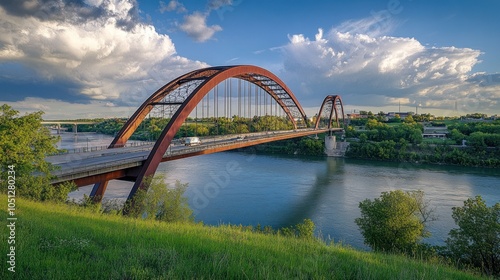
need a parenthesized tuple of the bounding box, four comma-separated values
(239, 135, 500, 168)
(345, 140, 500, 168)
(0, 195, 484, 279)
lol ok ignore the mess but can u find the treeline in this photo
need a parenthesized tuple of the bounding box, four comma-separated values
(345, 118, 500, 167)
(65, 116, 294, 140)
(242, 137, 325, 156)
(448, 121, 500, 147)
(347, 118, 424, 144)
(346, 140, 500, 167)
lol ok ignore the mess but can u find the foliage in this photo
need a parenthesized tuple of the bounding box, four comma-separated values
(449, 128, 466, 144)
(404, 115, 416, 124)
(347, 119, 500, 166)
(92, 118, 127, 135)
(466, 131, 500, 148)
(448, 121, 500, 139)
(248, 136, 325, 156)
(278, 219, 316, 239)
(444, 196, 500, 276)
(350, 119, 423, 144)
(126, 174, 193, 223)
(0, 104, 75, 201)
(44, 181, 77, 202)
(84, 116, 295, 141)
(297, 138, 324, 156)
(346, 141, 500, 168)
(355, 190, 435, 254)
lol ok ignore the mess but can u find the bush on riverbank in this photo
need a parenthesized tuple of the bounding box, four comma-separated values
(0, 195, 484, 279)
(444, 196, 500, 276)
(356, 190, 435, 255)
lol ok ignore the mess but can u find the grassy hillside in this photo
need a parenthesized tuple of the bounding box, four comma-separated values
(0, 195, 485, 279)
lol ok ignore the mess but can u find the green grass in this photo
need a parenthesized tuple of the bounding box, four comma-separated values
(0, 195, 486, 279)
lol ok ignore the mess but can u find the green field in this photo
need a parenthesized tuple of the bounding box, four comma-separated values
(0, 195, 485, 279)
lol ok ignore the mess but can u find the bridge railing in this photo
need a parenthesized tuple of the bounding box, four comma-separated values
(51, 128, 326, 183)
(51, 154, 150, 184)
(164, 128, 320, 156)
(49, 141, 155, 155)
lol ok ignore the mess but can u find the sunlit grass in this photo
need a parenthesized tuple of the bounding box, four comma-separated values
(0, 195, 485, 279)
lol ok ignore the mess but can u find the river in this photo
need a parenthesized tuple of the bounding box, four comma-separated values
(60, 132, 500, 249)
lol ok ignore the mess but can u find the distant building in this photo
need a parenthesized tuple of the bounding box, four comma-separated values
(422, 133, 447, 139)
(387, 112, 413, 120)
(347, 113, 362, 119)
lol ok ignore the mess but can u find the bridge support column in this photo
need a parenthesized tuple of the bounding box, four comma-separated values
(90, 181, 109, 203)
(73, 124, 78, 135)
(325, 135, 337, 150)
(324, 134, 349, 157)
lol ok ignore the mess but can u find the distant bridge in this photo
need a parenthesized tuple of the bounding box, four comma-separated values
(48, 65, 346, 203)
(42, 121, 97, 134)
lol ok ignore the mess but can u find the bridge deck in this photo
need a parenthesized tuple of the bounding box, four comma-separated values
(48, 128, 337, 186)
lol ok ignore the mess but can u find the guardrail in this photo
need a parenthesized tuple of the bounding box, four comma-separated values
(51, 154, 150, 183)
(50, 141, 155, 155)
(51, 128, 331, 183)
(163, 129, 319, 157)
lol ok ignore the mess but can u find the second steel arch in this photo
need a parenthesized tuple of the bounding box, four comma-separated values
(314, 95, 346, 130)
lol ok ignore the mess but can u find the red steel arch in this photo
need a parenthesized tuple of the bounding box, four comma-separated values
(314, 95, 346, 130)
(91, 65, 309, 201)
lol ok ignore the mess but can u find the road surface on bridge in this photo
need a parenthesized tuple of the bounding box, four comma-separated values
(48, 128, 333, 185)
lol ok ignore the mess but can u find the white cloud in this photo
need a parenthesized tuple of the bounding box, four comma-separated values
(0, 1, 208, 106)
(159, 0, 187, 13)
(335, 14, 397, 38)
(208, 0, 233, 10)
(4, 97, 137, 119)
(172, 0, 235, 42)
(179, 12, 222, 42)
(281, 27, 499, 115)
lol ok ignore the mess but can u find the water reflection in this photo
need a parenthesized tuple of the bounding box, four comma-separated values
(280, 157, 345, 226)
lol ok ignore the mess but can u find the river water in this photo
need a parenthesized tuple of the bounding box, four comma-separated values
(60, 132, 500, 249)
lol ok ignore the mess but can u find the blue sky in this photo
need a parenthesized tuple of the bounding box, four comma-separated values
(0, 0, 498, 119)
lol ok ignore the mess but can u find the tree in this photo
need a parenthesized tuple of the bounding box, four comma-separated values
(449, 128, 466, 145)
(0, 105, 74, 201)
(359, 133, 368, 143)
(404, 115, 415, 124)
(445, 196, 500, 276)
(127, 174, 193, 223)
(355, 190, 435, 253)
(467, 132, 487, 148)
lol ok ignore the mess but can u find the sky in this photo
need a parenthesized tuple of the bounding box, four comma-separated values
(0, 0, 499, 119)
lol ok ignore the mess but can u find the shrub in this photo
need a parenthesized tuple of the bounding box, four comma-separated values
(445, 196, 500, 276)
(125, 174, 193, 223)
(355, 190, 435, 254)
(278, 219, 316, 239)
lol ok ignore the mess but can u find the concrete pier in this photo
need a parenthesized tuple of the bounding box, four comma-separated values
(324, 135, 349, 157)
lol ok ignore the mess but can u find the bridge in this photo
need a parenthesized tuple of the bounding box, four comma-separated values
(48, 65, 346, 203)
(42, 121, 98, 134)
